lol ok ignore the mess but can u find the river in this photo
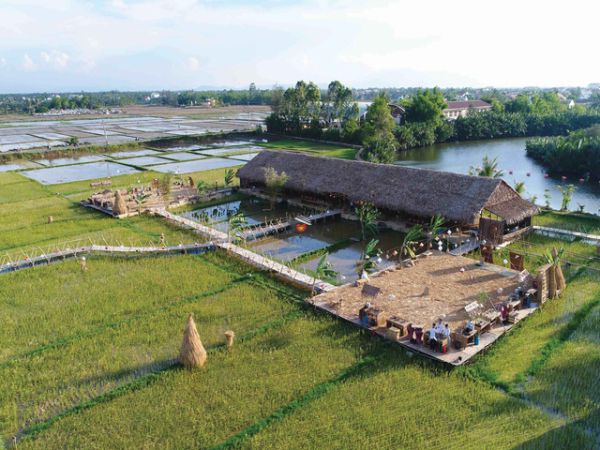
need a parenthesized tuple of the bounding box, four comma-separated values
(395, 137, 600, 214)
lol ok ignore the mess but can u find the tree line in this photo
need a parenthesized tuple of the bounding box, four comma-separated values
(526, 125, 600, 178)
(265, 81, 600, 164)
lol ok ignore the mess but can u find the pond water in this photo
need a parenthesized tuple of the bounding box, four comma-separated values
(21, 161, 139, 185)
(0, 163, 25, 172)
(181, 197, 308, 232)
(150, 158, 243, 174)
(395, 137, 600, 213)
(298, 229, 405, 282)
(249, 219, 361, 262)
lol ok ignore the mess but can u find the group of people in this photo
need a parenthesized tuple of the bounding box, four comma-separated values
(427, 319, 451, 350)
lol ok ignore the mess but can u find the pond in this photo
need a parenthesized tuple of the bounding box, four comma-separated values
(395, 137, 600, 214)
(248, 219, 361, 262)
(298, 229, 405, 282)
(181, 197, 309, 232)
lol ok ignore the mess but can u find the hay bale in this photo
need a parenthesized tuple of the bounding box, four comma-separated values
(113, 191, 128, 216)
(179, 314, 207, 369)
(224, 330, 235, 350)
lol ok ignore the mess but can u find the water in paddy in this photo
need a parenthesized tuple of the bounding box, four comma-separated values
(21, 161, 139, 185)
(249, 219, 361, 262)
(150, 158, 242, 174)
(395, 137, 600, 214)
(299, 229, 405, 282)
(35, 155, 106, 167)
(181, 197, 309, 232)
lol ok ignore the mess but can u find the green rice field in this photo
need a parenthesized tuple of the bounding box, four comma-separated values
(1, 146, 600, 449)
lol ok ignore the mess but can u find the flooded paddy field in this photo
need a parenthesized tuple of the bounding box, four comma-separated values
(21, 161, 140, 184)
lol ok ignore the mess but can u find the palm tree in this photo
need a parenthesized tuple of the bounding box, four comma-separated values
(224, 168, 235, 188)
(427, 214, 445, 249)
(514, 180, 526, 196)
(355, 202, 380, 241)
(263, 166, 288, 209)
(469, 155, 504, 178)
(400, 225, 423, 266)
(558, 184, 576, 211)
(312, 254, 337, 296)
(227, 211, 247, 244)
(356, 239, 382, 277)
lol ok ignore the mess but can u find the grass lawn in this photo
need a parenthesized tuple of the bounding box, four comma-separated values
(534, 209, 600, 235)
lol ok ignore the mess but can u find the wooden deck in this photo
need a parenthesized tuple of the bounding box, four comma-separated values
(312, 299, 539, 365)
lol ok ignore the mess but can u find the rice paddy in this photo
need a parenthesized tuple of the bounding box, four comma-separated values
(2, 140, 600, 449)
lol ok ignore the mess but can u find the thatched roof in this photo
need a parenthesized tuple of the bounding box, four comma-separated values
(238, 151, 538, 225)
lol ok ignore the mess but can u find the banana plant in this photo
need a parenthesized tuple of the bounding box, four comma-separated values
(312, 253, 337, 296)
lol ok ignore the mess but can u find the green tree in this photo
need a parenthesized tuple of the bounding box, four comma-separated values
(362, 93, 397, 163)
(427, 214, 445, 249)
(356, 239, 382, 276)
(403, 88, 447, 123)
(400, 225, 423, 264)
(514, 180, 526, 196)
(326, 80, 353, 124)
(355, 202, 380, 241)
(263, 166, 288, 208)
(227, 211, 247, 244)
(544, 189, 552, 208)
(558, 184, 576, 210)
(196, 180, 208, 197)
(312, 254, 337, 296)
(224, 168, 235, 187)
(469, 155, 504, 178)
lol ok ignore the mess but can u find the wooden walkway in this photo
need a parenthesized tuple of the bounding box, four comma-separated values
(533, 225, 600, 244)
(151, 209, 228, 241)
(0, 243, 213, 274)
(449, 239, 480, 256)
(218, 242, 336, 293)
(242, 209, 341, 241)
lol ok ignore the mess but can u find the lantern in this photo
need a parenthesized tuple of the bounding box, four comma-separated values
(295, 223, 308, 233)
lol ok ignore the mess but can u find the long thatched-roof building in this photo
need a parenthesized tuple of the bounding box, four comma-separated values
(238, 151, 538, 242)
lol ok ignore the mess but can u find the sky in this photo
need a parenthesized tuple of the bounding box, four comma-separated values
(0, 0, 598, 93)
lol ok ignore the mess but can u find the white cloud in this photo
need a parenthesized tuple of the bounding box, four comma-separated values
(21, 54, 36, 71)
(0, 0, 599, 91)
(0, 57, 6, 68)
(40, 50, 70, 70)
(186, 56, 200, 72)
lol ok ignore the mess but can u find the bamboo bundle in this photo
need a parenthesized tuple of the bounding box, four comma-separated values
(179, 314, 207, 369)
(547, 264, 557, 299)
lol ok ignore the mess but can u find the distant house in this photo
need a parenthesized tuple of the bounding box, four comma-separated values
(443, 100, 492, 119)
(358, 102, 405, 125)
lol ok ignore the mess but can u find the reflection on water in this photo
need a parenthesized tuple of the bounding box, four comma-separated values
(396, 138, 600, 213)
(182, 197, 309, 232)
(299, 230, 404, 282)
(249, 219, 361, 262)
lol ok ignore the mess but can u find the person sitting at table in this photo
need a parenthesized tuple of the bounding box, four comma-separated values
(464, 320, 474, 334)
(435, 318, 444, 334)
(428, 323, 438, 350)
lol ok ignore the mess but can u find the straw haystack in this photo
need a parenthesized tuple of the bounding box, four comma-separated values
(113, 191, 128, 216)
(224, 330, 235, 350)
(179, 314, 207, 369)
